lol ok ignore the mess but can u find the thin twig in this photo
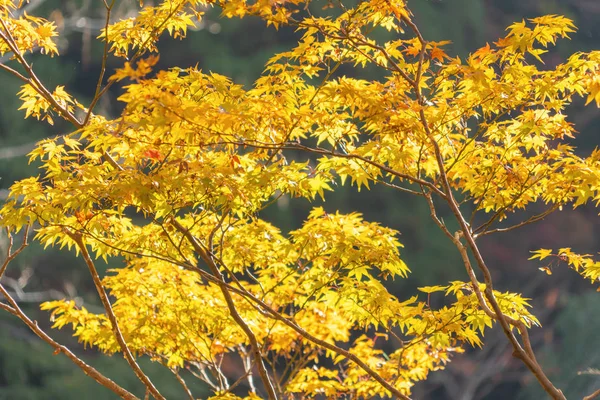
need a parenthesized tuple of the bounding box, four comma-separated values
(53, 219, 414, 399)
(83, 0, 116, 125)
(235, 140, 447, 199)
(0, 226, 30, 279)
(188, 363, 219, 390)
(0, 62, 30, 84)
(0, 16, 124, 172)
(219, 348, 257, 395)
(84, 0, 189, 123)
(475, 205, 559, 238)
(0, 18, 82, 126)
(172, 368, 195, 400)
(0, 301, 14, 313)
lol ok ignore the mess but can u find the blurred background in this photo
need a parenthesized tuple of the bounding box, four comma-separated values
(0, 0, 599, 398)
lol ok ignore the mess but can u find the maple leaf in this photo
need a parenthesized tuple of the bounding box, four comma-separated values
(143, 148, 162, 160)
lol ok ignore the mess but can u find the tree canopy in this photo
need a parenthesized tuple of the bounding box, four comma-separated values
(0, 0, 599, 399)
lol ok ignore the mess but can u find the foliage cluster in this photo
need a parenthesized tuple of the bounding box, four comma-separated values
(0, 0, 599, 399)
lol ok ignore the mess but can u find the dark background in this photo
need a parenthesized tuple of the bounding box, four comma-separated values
(0, 0, 599, 398)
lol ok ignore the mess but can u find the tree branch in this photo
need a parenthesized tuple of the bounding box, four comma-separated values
(474, 205, 559, 238)
(66, 231, 166, 400)
(239, 140, 447, 200)
(171, 368, 195, 400)
(0, 18, 82, 126)
(0, 283, 139, 400)
(83, 0, 116, 126)
(0, 226, 29, 280)
(54, 218, 418, 400)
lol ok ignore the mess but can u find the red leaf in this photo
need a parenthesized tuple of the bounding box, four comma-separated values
(143, 149, 162, 160)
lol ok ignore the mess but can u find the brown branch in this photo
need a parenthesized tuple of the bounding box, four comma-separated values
(0, 301, 14, 313)
(584, 388, 600, 400)
(66, 216, 416, 399)
(84, 0, 189, 124)
(230, 276, 413, 400)
(0, 61, 30, 84)
(330, 8, 570, 398)
(187, 363, 219, 391)
(475, 205, 559, 238)
(58, 220, 415, 400)
(263, 50, 346, 167)
(138, 99, 440, 200)
(66, 231, 166, 400)
(470, 157, 552, 233)
(264, 141, 447, 199)
(341, 30, 415, 88)
(0, 17, 124, 172)
(429, 177, 559, 400)
(0, 284, 139, 400)
(423, 190, 454, 241)
(397, 16, 566, 400)
(220, 349, 258, 396)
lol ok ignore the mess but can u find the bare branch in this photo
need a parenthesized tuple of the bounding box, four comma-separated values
(83, 0, 115, 126)
(0, 301, 14, 313)
(475, 205, 559, 238)
(187, 363, 219, 391)
(246, 140, 447, 199)
(171, 368, 195, 400)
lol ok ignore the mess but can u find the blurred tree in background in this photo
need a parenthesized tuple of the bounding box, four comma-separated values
(0, 0, 598, 399)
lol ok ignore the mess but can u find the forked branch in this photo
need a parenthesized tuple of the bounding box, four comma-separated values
(170, 218, 279, 400)
(0, 226, 30, 279)
(170, 218, 413, 400)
